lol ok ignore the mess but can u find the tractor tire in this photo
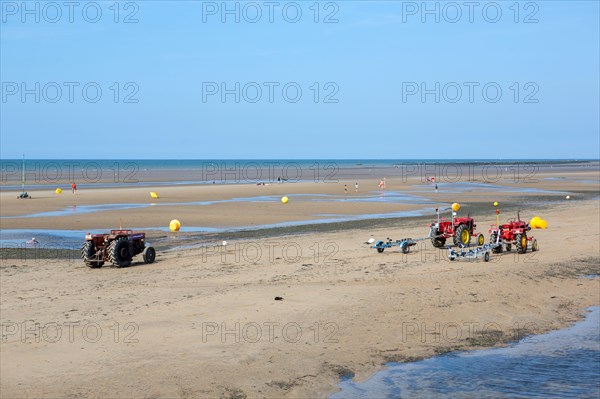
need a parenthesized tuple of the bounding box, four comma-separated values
(108, 238, 132, 267)
(143, 246, 156, 264)
(484, 252, 490, 262)
(81, 241, 104, 268)
(516, 234, 528, 254)
(505, 244, 512, 252)
(490, 233, 503, 253)
(431, 230, 446, 248)
(454, 225, 471, 246)
(477, 233, 485, 246)
(532, 239, 539, 252)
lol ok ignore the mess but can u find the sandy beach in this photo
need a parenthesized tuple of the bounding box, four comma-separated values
(1, 167, 599, 398)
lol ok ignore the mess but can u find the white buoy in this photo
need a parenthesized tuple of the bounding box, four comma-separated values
(222, 240, 227, 246)
(566, 195, 570, 199)
(367, 238, 375, 244)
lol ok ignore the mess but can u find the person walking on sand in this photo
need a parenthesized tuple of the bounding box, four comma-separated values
(71, 182, 77, 194)
(435, 183, 438, 193)
(355, 182, 359, 192)
(344, 184, 348, 195)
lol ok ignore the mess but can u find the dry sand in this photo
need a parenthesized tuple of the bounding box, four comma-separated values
(0, 171, 599, 398)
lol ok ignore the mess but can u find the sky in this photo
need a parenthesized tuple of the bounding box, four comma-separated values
(1, 0, 599, 159)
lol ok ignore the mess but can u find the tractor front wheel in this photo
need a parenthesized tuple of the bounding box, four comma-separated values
(431, 231, 446, 248)
(532, 239, 539, 252)
(490, 233, 503, 253)
(143, 246, 156, 263)
(108, 238, 132, 267)
(454, 225, 471, 246)
(81, 241, 104, 268)
(516, 234, 528, 254)
(477, 233, 485, 246)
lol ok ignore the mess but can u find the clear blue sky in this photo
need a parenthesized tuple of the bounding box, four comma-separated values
(1, 1, 598, 159)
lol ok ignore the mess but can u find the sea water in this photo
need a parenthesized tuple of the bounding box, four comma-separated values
(331, 307, 600, 399)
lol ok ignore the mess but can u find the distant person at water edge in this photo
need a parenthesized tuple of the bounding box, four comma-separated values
(355, 182, 359, 192)
(71, 182, 77, 194)
(344, 184, 348, 194)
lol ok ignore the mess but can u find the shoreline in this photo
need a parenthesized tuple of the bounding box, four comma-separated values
(1, 159, 598, 187)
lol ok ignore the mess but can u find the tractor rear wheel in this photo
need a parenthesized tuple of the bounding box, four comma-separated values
(431, 231, 446, 248)
(81, 241, 104, 268)
(516, 234, 528, 254)
(143, 246, 156, 263)
(490, 233, 503, 253)
(108, 238, 132, 267)
(454, 225, 471, 246)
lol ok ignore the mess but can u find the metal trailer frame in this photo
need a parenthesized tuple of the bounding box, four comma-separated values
(447, 233, 504, 262)
(447, 244, 494, 262)
(372, 238, 417, 254)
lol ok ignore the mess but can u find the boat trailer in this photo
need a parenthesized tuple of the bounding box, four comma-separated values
(447, 243, 493, 262)
(372, 238, 417, 254)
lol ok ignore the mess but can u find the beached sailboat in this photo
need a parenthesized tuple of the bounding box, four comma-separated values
(18, 155, 31, 199)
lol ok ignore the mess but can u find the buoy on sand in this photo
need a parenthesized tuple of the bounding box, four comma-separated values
(169, 219, 181, 232)
(281, 196, 289, 204)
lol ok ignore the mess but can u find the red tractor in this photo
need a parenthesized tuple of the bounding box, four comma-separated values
(489, 212, 538, 254)
(81, 229, 156, 268)
(429, 207, 485, 248)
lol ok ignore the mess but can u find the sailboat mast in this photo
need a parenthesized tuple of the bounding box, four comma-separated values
(21, 154, 25, 193)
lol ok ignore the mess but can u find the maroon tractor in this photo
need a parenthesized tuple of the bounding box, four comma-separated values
(429, 208, 485, 248)
(489, 212, 538, 254)
(81, 229, 156, 268)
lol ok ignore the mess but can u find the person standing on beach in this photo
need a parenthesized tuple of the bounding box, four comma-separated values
(344, 184, 348, 195)
(71, 182, 77, 194)
(355, 182, 359, 192)
(435, 183, 438, 192)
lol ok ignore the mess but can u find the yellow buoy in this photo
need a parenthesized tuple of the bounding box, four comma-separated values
(538, 219, 548, 229)
(55, 188, 62, 194)
(281, 196, 289, 204)
(451, 202, 460, 212)
(169, 219, 181, 232)
(493, 201, 499, 207)
(530, 216, 541, 228)
(150, 192, 159, 199)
